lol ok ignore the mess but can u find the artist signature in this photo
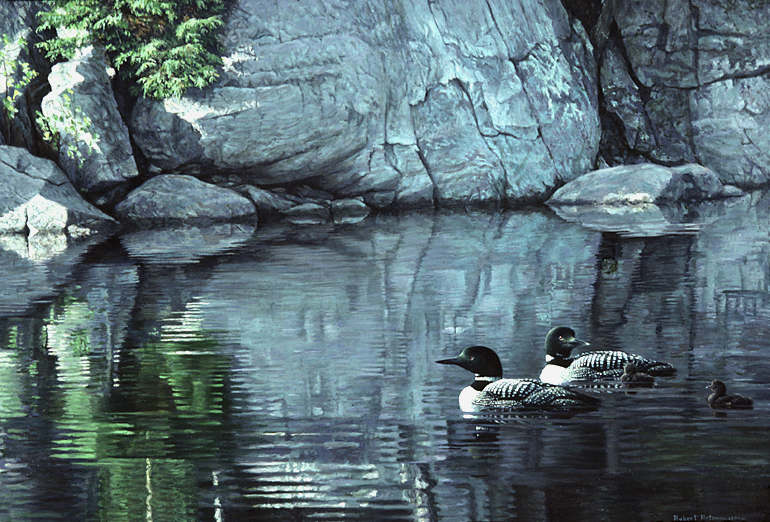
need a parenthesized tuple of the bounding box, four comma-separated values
(673, 515, 746, 522)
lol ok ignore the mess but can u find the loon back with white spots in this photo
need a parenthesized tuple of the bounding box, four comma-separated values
(437, 345, 601, 412)
(538, 326, 677, 385)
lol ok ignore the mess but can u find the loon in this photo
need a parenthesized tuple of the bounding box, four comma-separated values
(539, 326, 677, 385)
(620, 361, 655, 387)
(707, 380, 753, 408)
(437, 345, 601, 412)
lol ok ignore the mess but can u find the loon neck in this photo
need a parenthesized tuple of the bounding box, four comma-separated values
(472, 375, 500, 391)
(545, 354, 574, 368)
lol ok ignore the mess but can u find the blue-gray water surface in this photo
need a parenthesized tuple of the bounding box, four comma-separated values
(1, 194, 769, 521)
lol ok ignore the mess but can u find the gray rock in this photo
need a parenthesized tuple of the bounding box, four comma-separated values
(668, 164, 729, 200)
(239, 185, 297, 216)
(600, 41, 655, 154)
(690, 76, 770, 188)
(0, 145, 117, 236)
(129, 0, 600, 207)
(284, 203, 330, 225)
(40, 46, 138, 206)
(331, 198, 371, 225)
(114, 174, 257, 225)
(411, 82, 506, 207)
(602, 0, 770, 186)
(549, 201, 711, 237)
(549, 163, 738, 207)
(547, 162, 744, 236)
(719, 184, 744, 198)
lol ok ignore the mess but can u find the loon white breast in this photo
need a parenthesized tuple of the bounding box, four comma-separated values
(538, 326, 677, 385)
(437, 345, 600, 412)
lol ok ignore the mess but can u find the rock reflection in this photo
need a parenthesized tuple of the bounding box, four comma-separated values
(0, 197, 769, 520)
(589, 232, 696, 362)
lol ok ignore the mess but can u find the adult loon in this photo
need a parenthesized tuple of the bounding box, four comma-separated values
(437, 345, 601, 412)
(539, 326, 677, 385)
(707, 380, 753, 408)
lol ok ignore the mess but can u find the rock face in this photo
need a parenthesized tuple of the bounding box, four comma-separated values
(5, 0, 770, 228)
(40, 46, 139, 207)
(331, 198, 371, 225)
(129, 0, 600, 209)
(0, 145, 117, 236)
(598, 0, 770, 188)
(114, 174, 257, 225)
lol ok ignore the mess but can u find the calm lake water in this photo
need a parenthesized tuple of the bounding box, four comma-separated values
(1, 194, 769, 521)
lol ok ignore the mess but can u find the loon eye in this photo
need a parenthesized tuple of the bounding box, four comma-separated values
(558, 336, 564, 341)
(469, 356, 475, 360)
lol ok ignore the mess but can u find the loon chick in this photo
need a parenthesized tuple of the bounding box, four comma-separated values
(437, 345, 601, 412)
(539, 326, 676, 385)
(620, 361, 655, 387)
(707, 380, 753, 408)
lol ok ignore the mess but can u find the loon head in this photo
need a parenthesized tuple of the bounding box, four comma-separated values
(436, 345, 503, 379)
(544, 326, 589, 362)
(708, 380, 727, 396)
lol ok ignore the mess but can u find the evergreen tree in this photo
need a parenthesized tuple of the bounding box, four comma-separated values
(37, 0, 227, 99)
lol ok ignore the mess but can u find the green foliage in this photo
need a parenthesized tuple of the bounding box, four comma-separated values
(1, 34, 39, 132)
(1, 33, 96, 166)
(36, 89, 99, 168)
(37, 0, 226, 99)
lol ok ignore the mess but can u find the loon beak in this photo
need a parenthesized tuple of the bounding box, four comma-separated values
(568, 338, 589, 350)
(437, 355, 471, 372)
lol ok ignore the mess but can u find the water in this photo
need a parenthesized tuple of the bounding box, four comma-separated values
(1, 193, 769, 521)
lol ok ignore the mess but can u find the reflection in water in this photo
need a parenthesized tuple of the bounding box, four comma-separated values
(0, 195, 769, 520)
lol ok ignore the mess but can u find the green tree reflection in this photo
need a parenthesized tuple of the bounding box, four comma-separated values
(0, 289, 233, 521)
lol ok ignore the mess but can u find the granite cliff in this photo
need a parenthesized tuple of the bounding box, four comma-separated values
(0, 0, 767, 229)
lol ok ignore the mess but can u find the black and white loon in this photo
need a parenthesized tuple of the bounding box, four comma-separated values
(437, 345, 601, 412)
(539, 326, 677, 385)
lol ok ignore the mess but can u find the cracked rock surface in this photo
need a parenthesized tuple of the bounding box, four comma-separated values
(41, 46, 139, 207)
(129, 0, 600, 209)
(0, 145, 117, 235)
(600, 0, 770, 187)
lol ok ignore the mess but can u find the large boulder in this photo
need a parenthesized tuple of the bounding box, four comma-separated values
(548, 163, 739, 206)
(40, 46, 139, 207)
(548, 163, 744, 236)
(128, 0, 600, 209)
(114, 174, 257, 226)
(0, 145, 117, 236)
(599, 0, 770, 188)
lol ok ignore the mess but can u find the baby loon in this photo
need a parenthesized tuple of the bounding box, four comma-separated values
(707, 380, 753, 408)
(437, 345, 601, 412)
(539, 326, 677, 385)
(620, 361, 655, 387)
